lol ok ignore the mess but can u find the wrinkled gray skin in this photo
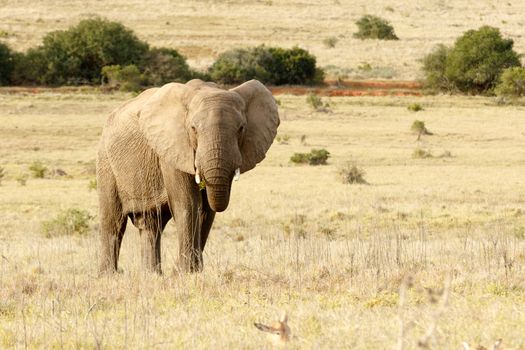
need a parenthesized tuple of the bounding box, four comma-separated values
(97, 79, 279, 273)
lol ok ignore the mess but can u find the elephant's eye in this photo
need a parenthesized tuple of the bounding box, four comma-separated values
(239, 126, 245, 134)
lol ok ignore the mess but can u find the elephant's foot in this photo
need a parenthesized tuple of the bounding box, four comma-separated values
(98, 259, 118, 276)
(177, 252, 203, 273)
(140, 237, 163, 274)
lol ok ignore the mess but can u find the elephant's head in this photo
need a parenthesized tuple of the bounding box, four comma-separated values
(138, 79, 280, 212)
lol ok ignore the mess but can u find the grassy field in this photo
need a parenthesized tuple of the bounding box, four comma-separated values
(1, 89, 525, 348)
(1, 0, 525, 348)
(1, 0, 525, 80)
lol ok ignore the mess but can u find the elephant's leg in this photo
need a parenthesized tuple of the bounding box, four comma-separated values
(199, 190, 216, 250)
(161, 165, 203, 272)
(137, 209, 168, 274)
(98, 168, 127, 274)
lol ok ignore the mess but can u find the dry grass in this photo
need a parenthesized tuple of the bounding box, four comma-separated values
(1, 0, 525, 79)
(1, 90, 525, 348)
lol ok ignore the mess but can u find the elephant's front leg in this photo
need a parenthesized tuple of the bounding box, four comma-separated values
(162, 165, 204, 272)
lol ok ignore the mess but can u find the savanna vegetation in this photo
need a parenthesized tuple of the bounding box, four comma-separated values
(1, 0, 525, 349)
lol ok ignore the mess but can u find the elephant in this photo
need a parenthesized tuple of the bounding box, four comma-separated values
(96, 79, 279, 274)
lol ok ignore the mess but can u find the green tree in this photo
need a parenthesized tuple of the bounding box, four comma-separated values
(209, 45, 323, 85)
(141, 47, 192, 85)
(448, 26, 520, 93)
(0, 42, 15, 85)
(20, 17, 149, 85)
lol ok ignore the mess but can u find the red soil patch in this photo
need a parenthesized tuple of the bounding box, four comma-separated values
(269, 80, 423, 97)
(0, 80, 424, 97)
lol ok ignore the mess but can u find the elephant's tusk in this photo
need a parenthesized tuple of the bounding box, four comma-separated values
(195, 172, 201, 184)
(233, 168, 240, 181)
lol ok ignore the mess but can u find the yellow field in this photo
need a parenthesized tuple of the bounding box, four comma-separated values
(1, 89, 524, 349)
(1, 0, 525, 79)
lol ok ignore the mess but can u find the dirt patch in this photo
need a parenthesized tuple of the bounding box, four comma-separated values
(0, 80, 424, 97)
(270, 80, 423, 97)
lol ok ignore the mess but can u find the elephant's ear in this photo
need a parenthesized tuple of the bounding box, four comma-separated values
(138, 83, 195, 174)
(231, 80, 280, 173)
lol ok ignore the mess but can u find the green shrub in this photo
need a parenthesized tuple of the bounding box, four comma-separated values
(495, 67, 525, 98)
(141, 47, 192, 85)
(421, 44, 452, 91)
(323, 37, 338, 48)
(353, 15, 398, 40)
(407, 103, 423, 112)
(29, 160, 47, 178)
(411, 120, 432, 140)
(411, 119, 426, 132)
(16, 174, 28, 186)
(41, 208, 92, 237)
(306, 93, 323, 110)
(412, 148, 433, 159)
(10, 49, 46, 85)
(0, 42, 15, 85)
(306, 93, 330, 111)
(101, 64, 142, 92)
(88, 178, 97, 191)
(338, 162, 368, 184)
(209, 46, 272, 84)
(308, 149, 330, 165)
(276, 134, 290, 145)
(268, 46, 324, 85)
(291, 149, 330, 165)
(290, 152, 310, 164)
(19, 17, 148, 85)
(423, 26, 521, 93)
(209, 45, 323, 85)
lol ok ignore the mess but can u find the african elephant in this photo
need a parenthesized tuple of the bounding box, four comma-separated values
(96, 79, 279, 273)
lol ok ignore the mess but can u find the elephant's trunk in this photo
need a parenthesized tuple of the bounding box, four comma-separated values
(205, 182, 231, 212)
(200, 158, 235, 213)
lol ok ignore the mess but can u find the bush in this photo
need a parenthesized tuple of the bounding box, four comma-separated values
(102, 64, 142, 92)
(29, 160, 48, 178)
(290, 152, 310, 164)
(495, 67, 525, 98)
(0, 42, 15, 85)
(41, 208, 92, 237)
(423, 26, 521, 93)
(308, 149, 330, 165)
(209, 45, 323, 85)
(323, 37, 338, 48)
(16, 174, 28, 186)
(290, 149, 330, 165)
(407, 103, 423, 112)
(18, 17, 148, 85)
(412, 148, 433, 159)
(338, 162, 368, 184)
(275, 134, 290, 145)
(209, 46, 272, 84)
(411, 120, 432, 140)
(353, 15, 398, 40)
(88, 178, 97, 191)
(10, 49, 46, 85)
(421, 44, 452, 91)
(141, 47, 192, 86)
